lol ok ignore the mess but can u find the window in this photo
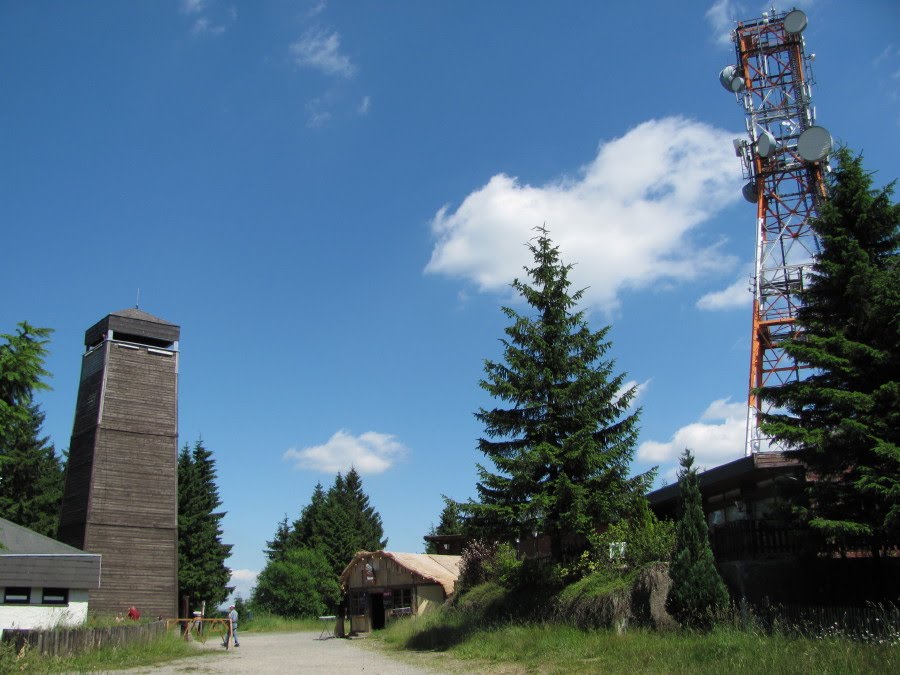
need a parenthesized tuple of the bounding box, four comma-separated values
(42, 588, 68, 605)
(349, 592, 367, 616)
(4, 587, 30, 604)
(395, 588, 413, 609)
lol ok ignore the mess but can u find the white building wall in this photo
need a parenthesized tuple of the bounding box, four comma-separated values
(0, 588, 89, 637)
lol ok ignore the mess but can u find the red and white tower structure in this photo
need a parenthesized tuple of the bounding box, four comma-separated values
(719, 8, 832, 455)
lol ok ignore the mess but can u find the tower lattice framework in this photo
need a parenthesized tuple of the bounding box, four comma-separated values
(723, 9, 829, 455)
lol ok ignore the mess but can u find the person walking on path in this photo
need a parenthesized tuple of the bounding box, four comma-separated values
(224, 605, 240, 648)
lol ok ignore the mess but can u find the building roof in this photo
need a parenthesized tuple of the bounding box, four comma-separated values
(646, 451, 804, 513)
(0, 518, 90, 555)
(109, 308, 177, 326)
(340, 551, 462, 596)
(0, 518, 102, 589)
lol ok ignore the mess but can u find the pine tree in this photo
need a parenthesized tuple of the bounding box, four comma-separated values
(759, 148, 900, 550)
(264, 516, 293, 562)
(291, 482, 327, 552)
(0, 404, 64, 537)
(666, 449, 729, 628)
(425, 496, 463, 553)
(317, 470, 387, 577)
(343, 468, 387, 552)
(464, 228, 653, 561)
(0, 322, 64, 536)
(177, 439, 233, 611)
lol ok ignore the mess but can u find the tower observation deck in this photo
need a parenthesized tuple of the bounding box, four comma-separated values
(718, 8, 831, 455)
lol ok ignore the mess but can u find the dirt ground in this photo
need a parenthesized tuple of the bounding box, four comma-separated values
(107, 630, 445, 674)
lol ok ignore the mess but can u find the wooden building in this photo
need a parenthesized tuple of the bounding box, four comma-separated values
(340, 551, 461, 633)
(0, 518, 101, 636)
(58, 309, 180, 618)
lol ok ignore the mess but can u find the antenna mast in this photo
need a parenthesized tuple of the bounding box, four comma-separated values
(719, 8, 831, 455)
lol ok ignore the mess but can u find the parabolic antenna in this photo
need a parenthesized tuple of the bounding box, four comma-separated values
(719, 65, 745, 93)
(757, 130, 777, 158)
(742, 181, 758, 203)
(797, 126, 832, 162)
(784, 9, 808, 34)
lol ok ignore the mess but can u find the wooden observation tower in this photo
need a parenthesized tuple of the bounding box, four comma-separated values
(59, 308, 180, 617)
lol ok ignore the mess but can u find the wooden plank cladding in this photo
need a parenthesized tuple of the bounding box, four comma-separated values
(84, 308, 180, 350)
(60, 309, 180, 619)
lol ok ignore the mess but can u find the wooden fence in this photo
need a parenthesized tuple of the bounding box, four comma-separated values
(1, 620, 167, 657)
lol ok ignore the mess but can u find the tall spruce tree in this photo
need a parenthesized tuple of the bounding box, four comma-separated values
(759, 148, 900, 551)
(264, 516, 292, 562)
(465, 228, 653, 561)
(666, 449, 729, 628)
(178, 439, 233, 610)
(291, 482, 327, 552)
(0, 322, 64, 536)
(317, 469, 386, 577)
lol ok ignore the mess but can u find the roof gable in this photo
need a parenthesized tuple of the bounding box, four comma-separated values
(341, 551, 462, 596)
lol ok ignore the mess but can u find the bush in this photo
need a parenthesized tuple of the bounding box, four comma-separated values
(457, 540, 499, 591)
(251, 547, 340, 618)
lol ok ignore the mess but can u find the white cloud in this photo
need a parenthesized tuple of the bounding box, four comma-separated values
(358, 95, 371, 115)
(617, 379, 651, 406)
(192, 17, 226, 36)
(705, 0, 739, 47)
(696, 272, 752, 310)
(425, 117, 742, 313)
(290, 28, 355, 78)
(306, 1, 328, 19)
(226, 568, 258, 604)
(181, 0, 206, 14)
(638, 398, 746, 482)
(284, 430, 408, 475)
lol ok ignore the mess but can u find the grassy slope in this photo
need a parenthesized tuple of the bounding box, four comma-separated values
(373, 577, 897, 674)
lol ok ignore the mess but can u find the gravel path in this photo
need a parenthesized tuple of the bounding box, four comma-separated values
(109, 631, 442, 674)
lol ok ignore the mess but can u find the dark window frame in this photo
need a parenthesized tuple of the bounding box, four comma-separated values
(4, 587, 31, 604)
(42, 588, 69, 605)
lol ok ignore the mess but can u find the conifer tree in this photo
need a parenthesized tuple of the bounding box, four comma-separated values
(666, 449, 729, 628)
(425, 497, 463, 553)
(264, 516, 292, 563)
(464, 228, 653, 561)
(0, 322, 64, 536)
(291, 481, 327, 551)
(318, 469, 387, 577)
(177, 439, 233, 610)
(759, 148, 900, 550)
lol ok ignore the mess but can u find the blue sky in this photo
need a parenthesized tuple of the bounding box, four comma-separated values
(2, 1, 898, 602)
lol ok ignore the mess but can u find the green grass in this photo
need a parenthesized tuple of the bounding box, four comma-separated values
(0, 629, 206, 673)
(242, 612, 337, 633)
(377, 617, 897, 674)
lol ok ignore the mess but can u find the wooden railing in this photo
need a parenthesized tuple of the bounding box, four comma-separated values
(1, 620, 166, 657)
(710, 520, 808, 560)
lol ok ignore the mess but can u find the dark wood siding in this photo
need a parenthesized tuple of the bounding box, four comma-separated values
(0, 555, 101, 589)
(60, 311, 180, 619)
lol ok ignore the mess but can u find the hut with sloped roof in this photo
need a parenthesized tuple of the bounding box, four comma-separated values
(340, 551, 461, 633)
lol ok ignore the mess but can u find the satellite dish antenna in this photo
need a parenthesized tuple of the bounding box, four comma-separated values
(742, 181, 758, 203)
(797, 126, 832, 162)
(757, 130, 777, 158)
(784, 9, 808, 34)
(719, 65, 745, 93)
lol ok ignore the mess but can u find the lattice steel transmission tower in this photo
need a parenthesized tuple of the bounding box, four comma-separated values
(718, 8, 832, 456)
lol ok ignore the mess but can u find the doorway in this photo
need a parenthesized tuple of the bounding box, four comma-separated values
(369, 593, 385, 630)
